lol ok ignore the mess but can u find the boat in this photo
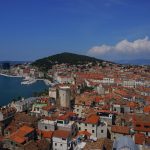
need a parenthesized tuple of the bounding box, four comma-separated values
(21, 78, 37, 85)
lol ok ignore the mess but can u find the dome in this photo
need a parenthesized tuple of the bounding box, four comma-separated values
(113, 136, 139, 150)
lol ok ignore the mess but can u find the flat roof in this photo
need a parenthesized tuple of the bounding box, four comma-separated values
(59, 86, 70, 89)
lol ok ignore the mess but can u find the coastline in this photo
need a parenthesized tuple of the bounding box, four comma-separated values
(0, 73, 53, 86)
(0, 73, 23, 78)
(0, 75, 49, 106)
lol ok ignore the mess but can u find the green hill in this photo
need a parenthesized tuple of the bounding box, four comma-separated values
(32, 52, 106, 71)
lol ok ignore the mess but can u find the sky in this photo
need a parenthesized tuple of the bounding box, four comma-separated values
(0, 0, 150, 61)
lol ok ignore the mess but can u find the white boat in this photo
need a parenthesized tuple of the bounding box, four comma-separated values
(23, 76, 31, 81)
(44, 79, 52, 86)
(21, 78, 37, 85)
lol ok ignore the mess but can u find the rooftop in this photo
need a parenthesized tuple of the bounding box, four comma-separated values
(59, 86, 70, 89)
(111, 125, 130, 134)
(84, 114, 99, 124)
(8, 125, 34, 144)
(53, 130, 70, 139)
(32, 103, 47, 108)
(83, 138, 113, 150)
(39, 119, 56, 125)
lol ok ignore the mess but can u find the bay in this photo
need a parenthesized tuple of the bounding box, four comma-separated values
(0, 75, 48, 106)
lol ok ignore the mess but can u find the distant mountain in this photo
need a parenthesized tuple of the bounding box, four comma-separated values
(32, 52, 108, 71)
(116, 59, 150, 65)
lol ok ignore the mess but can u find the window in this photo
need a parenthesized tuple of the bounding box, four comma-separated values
(92, 124, 95, 127)
(101, 130, 103, 133)
(57, 120, 64, 124)
(92, 130, 94, 133)
(62, 138, 66, 140)
(77, 109, 79, 112)
(60, 144, 62, 146)
(5, 131, 9, 135)
(85, 123, 87, 126)
(144, 126, 150, 128)
(79, 127, 81, 130)
(85, 129, 87, 131)
(55, 143, 57, 146)
(136, 124, 141, 127)
(45, 126, 47, 129)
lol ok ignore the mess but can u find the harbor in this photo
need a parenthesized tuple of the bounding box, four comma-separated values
(21, 77, 37, 85)
(0, 73, 23, 78)
(0, 73, 53, 86)
(21, 77, 54, 86)
(0, 75, 49, 106)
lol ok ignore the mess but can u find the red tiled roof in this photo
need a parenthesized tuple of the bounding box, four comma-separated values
(43, 116, 53, 120)
(111, 125, 130, 134)
(42, 131, 53, 139)
(76, 72, 103, 80)
(144, 105, 150, 113)
(42, 105, 55, 111)
(127, 102, 138, 108)
(58, 114, 69, 120)
(77, 131, 91, 137)
(8, 125, 34, 144)
(10, 135, 26, 144)
(134, 133, 145, 145)
(53, 130, 70, 139)
(97, 110, 118, 114)
(0, 136, 3, 142)
(57, 112, 76, 120)
(102, 104, 110, 110)
(85, 114, 99, 124)
(67, 111, 76, 116)
(95, 97, 103, 103)
(134, 122, 150, 132)
(19, 125, 34, 134)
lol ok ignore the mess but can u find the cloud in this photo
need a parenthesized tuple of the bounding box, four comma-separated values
(88, 36, 150, 56)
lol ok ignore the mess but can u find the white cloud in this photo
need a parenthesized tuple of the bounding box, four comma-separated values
(88, 36, 150, 56)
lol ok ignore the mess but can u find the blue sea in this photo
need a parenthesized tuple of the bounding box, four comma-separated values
(0, 75, 48, 106)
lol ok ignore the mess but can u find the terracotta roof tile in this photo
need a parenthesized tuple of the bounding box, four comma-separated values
(135, 133, 145, 145)
(144, 105, 150, 113)
(19, 125, 34, 134)
(42, 105, 55, 111)
(57, 114, 69, 120)
(10, 135, 26, 144)
(8, 125, 34, 144)
(41, 131, 53, 139)
(53, 130, 70, 139)
(83, 138, 113, 150)
(77, 131, 91, 137)
(85, 114, 99, 124)
(134, 122, 150, 132)
(111, 125, 130, 134)
(127, 102, 138, 108)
